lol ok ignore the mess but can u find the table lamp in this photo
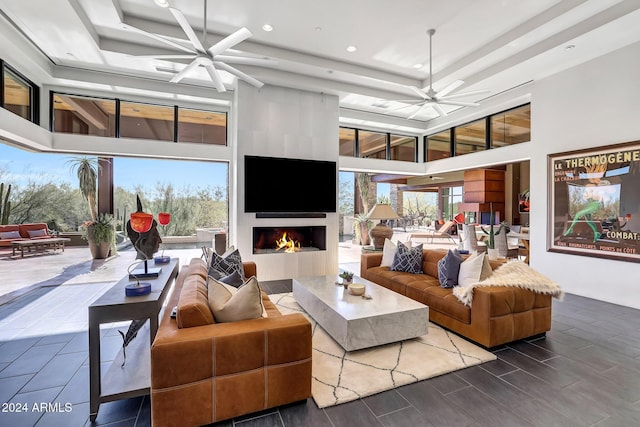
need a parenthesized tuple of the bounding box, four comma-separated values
(366, 203, 400, 249)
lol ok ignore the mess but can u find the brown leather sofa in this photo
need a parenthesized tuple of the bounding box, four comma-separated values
(151, 258, 312, 427)
(361, 248, 552, 348)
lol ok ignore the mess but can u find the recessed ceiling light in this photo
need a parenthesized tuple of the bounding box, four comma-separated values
(346, 45, 357, 53)
(262, 24, 273, 32)
(315, 26, 322, 31)
(413, 63, 423, 69)
(565, 44, 575, 51)
(154, 0, 169, 8)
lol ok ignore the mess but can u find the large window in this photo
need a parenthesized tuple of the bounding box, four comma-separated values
(441, 186, 463, 221)
(425, 104, 530, 161)
(491, 104, 530, 147)
(390, 134, 416, 161)
(359, 130, 387, 159)
(426, 130, 451, 161)
(51, 91, 227, 145)
(53, 94, 116, 137)
(1, 61, 39, 123)
(339, 128, 356, 156)
(455, 118, 486, 156)
(120, 101, 174, 141)
(340, 126, 418, 162)
(178, 108, 226, 145)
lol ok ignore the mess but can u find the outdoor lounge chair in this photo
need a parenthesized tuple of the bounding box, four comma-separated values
(409, 220, 457, 244)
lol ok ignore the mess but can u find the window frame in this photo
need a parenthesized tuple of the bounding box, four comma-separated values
(1, 60, 40, 124)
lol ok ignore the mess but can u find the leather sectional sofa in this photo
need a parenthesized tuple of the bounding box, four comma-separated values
(360, 248, 552, 348)
(150, 258, 312, 427)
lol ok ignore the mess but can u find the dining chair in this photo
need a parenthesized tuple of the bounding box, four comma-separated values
(495, 230, 519, 259)
(462, 224, 487, 253)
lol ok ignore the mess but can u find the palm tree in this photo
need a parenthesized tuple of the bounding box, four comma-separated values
(66, 156, 98, 222)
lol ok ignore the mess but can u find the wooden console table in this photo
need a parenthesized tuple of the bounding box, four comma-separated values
(88, 258, 179, 422)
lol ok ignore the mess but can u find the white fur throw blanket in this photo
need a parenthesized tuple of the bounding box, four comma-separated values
(453, 260, 564, 307)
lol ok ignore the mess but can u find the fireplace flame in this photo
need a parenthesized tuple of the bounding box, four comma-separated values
(275, 232, 300, 253)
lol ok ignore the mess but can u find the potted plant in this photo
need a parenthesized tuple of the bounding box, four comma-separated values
(339, 271, 354, 288)
(67, 156, 114, 259)
(481, 202, 507, 260)
(82, 213, 115, 259)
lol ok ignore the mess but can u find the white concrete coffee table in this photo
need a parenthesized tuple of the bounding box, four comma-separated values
(293, 275, 429, 351)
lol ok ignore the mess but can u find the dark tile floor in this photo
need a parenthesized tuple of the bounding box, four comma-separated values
(1, 285, 639, 426)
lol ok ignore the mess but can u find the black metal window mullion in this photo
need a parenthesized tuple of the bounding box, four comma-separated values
(115, 99, 121, 138)
(0, 60, 5, 110)
(485, 116, 491, 150)
(386, 132, 391, 160)
(173, 106, 179, 142)
(449, 128, 455, 157)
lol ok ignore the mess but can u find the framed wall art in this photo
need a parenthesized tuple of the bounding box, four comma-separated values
(548, 141, 640, 262)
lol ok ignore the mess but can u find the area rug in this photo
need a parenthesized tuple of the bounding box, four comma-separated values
(269, 293, 497, 408)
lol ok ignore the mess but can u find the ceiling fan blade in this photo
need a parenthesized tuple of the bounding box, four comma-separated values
(213, 61, 264, 88)
(207, 27, 253, 57)
(437, 100, 480, 107)
(203, 64, 227, 92)
(434, 80, 464, 98)
(169, 7, 207, 53)
(135, 54, 196, 60)
(123, 23, 195, 54)
(432, 103, 448, 117)
(214, 55, 277, 67)
(385, 101, 424, 113)
(169, 59, 201, 83)
(407, 103, 431, 120)
(438, 89, 491, 100)
(409, 86, 430, 100)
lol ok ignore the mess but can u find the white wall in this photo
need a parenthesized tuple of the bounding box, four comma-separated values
(531, 41, 640, 309)
(234, 83, 340, 280)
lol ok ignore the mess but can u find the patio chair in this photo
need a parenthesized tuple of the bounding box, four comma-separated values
(410, 220, 457, 244)
(495, 230, 519, 259)
(461, 224, 487, 253)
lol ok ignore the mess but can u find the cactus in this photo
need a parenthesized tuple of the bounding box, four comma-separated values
(480, 202, 505, 249)
(0, 183, 11, 225)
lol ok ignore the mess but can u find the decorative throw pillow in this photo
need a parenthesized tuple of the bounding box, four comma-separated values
(27, 229, 48, 238)
(0, 230, 21, 239)
(391, 242, 424, 274)
(207, 276, 265, 323)
(208, 248, 245, 281)
(437, 249, 463, 288)
(458, 252, 487, 287)
(219, 270, 244, 288)
(381, 239, 412, 267)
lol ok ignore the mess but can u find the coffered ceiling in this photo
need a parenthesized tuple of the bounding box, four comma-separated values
(1, 0, 640, 124)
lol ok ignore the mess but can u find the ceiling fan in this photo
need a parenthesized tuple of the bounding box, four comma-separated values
(125, 1, 275, 92)
(391, 29, 489, 120)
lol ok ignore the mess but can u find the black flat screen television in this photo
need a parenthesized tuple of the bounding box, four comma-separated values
(244, 155, 337, 213)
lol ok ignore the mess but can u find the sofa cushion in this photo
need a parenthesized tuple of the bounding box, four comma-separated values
(208, 248, 245, 281)
(458, 253, 493, 287)
(437, 249, 463, 288)
(0, 230, 21, 239)
(208, 276, 264, 323)
(27, 229, 48, 238)
(176, 274, 215, 328)
(391, 242, 423, 274)
(219, 270, 244, 288)
(381, 238, 411, 267)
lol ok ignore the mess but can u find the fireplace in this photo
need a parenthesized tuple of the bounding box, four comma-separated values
(253, 226, 326, 254)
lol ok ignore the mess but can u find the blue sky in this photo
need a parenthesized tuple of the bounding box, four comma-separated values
(0, 143, 228, 192)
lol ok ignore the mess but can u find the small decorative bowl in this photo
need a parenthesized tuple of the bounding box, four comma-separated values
(348, 283, 366, 296)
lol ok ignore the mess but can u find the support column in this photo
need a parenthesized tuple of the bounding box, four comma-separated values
(97, 157, 113, 215)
